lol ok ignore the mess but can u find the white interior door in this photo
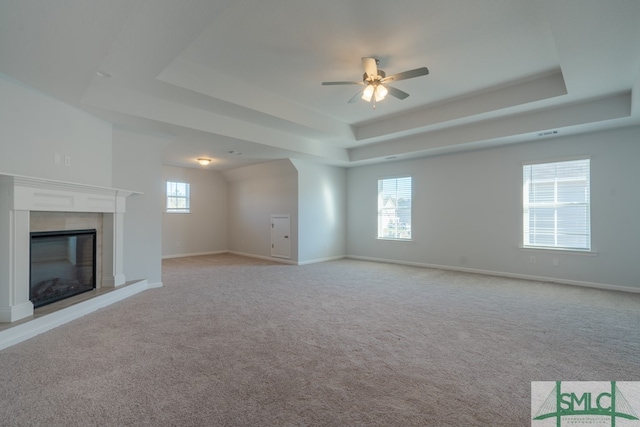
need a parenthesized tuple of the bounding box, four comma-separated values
(271, 214, 290, 259)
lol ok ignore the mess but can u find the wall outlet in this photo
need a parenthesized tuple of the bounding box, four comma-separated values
(64, 155, 71, 166)
(530, 256, 536, 264)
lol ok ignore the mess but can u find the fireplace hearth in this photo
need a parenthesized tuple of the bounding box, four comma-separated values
(30, 229, 97, 308)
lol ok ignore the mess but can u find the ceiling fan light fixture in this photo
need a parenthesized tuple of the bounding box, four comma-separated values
(375, 84, 388, 102)
(362, 84, 375, 102)
(322, 57, 428, 106)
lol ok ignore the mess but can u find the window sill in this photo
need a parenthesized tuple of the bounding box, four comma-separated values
(164, 211, 191, 214)
(377, 238, 414, 243)
(519, 246, 598, 256)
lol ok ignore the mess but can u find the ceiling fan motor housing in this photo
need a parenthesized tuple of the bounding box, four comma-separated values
(364, 69, 385, 83)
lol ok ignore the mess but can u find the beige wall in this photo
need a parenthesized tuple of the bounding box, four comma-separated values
(0, 74, 112, 187)
(292, 159, 347, 263)
(112, 129, 165, 284)
(162, 165, 229, 258)
(224, 160, 298, 261)
(347, 125, 640, 290)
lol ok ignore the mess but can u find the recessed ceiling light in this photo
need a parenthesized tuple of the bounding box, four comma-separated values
(95, 70, 112, 78)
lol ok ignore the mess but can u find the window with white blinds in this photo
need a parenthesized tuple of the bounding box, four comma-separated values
(378, 176, 412, 240)
(166, 181, 191, 213)
(523, 158, 590, 250)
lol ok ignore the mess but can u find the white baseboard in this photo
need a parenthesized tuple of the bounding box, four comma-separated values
(346, 255, 640, 294)
(0, 301, 34, 323)
(228, 251, 297, 265)
(228, 251, 347, 266)
(298, 255, 346, 265)
(162, 250, 228, 260)
(0, 279, 157, 351)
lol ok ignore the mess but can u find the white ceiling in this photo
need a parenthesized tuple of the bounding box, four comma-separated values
(1, 0, 639, 170)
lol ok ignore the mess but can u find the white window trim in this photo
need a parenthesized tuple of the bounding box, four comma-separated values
(518, 246, 598, 256)
(522, 155, 591, 167)
(521, 156, 593, 252)
(377, 175, 413, 242)
(165, 181, 191, 214)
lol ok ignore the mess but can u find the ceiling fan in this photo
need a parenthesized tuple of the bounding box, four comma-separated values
(322, 57, 429, 108)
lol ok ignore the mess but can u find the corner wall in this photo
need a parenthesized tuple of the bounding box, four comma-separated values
(347, 125, 640, 290)
(223, 160, 298, 262)
(111, 129, 165, 285)
(292, 159, 347, 264)
(162, 165, 228, 258)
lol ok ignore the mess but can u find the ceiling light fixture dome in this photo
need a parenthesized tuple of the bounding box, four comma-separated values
(197, 158, 212, 166)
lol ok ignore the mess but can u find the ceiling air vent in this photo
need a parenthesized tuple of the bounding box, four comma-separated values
(537, 130, 559, 137)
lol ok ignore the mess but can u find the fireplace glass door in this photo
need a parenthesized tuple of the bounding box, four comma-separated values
(30, 229, 97, 308)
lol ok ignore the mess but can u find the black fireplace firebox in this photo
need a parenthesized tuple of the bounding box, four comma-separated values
(30, 229, 97, 308)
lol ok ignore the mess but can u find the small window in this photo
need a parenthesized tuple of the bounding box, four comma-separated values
(378, 176, 412, 240)
(166, 181, 190, 213)
(523, 158, 590, 250)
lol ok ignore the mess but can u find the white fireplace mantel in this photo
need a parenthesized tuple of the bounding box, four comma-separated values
(0, 173, 141, 323)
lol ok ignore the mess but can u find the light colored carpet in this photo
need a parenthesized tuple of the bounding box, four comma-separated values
(1, 254, 639, 426)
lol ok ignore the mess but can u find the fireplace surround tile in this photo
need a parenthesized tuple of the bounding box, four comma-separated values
(30, 212, 103, 287)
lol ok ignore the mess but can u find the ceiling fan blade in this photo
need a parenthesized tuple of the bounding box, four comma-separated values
(348, 89, 364, 103)
(386, 85, 410, 100)
(362, 57, 378, 79)
(381, 67, 429, 83)
(322, 81, 364, 86)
